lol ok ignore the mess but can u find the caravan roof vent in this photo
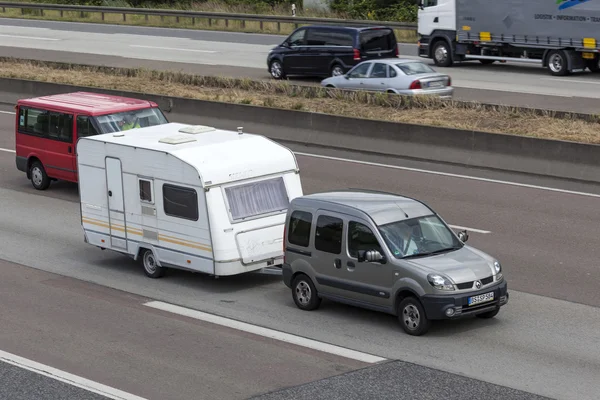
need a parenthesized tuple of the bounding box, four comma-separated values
(158, 134, 198, 145)
(178, 125, 216, 135)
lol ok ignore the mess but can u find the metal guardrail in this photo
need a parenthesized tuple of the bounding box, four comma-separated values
(0, 1, 417, 32)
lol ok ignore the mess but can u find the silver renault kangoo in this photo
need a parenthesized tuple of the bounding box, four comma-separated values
(282, 189, 509, 336)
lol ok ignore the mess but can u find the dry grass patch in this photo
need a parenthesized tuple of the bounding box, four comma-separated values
(0, 57, 599, 144)
(0, 6, 418, 42)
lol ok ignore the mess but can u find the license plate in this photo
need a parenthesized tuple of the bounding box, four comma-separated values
(428, 81, 443, 88)
(468, 291, 494, 306)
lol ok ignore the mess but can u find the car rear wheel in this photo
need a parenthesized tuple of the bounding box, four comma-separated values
(141, 248, 165, 278)
(330, 64, 344, 77)
(29, 160, 51, 191)
(292, 274, 321, 311)
(269, 60, 285, 80)
(398, 297, 431, 336)
(476, 307, 500, 319)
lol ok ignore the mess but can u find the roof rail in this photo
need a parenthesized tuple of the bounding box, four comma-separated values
(344, 188, 435, 213)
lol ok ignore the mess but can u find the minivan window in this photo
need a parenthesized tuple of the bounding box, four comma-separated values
(348, 221, 384, 258)
(378, 215, 462, 258)
(288, 210, 313, 247)
(287, 29, 306, 46)
(315, 215, 343, 254)
(306, 28, 353, 46)
(360, 29, 395, 52)
(395, 62, 436, 75)
(225, 177, 290, 221)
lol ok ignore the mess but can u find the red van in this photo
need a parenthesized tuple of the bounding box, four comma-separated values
(15, 91, 169, 190)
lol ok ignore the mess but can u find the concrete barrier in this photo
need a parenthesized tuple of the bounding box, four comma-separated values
(2, 77, 600, 183)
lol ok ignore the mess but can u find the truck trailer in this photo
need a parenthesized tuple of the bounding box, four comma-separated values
(417, 0, 600, 76)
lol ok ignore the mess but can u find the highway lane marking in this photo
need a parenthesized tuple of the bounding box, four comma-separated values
(294, 152, 600, 199)
(144, 300, 388, 364)
(0, 148, 15, 153)
(0, 111, 15, 115)
(0, 349, 148, 400)
(0, 33, 60, 41)
(541, 78, 600, 85)
(129, 44, 217, 53)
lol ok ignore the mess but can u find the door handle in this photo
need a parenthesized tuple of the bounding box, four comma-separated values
(334, 258, 341, 269)
(434, 17, 439, 23)
(68, 146, 72, 153)
(347, 261, 355, 271)
(108, 190, 113, 197)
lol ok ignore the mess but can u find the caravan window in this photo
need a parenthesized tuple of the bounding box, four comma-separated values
(162, 184, 199, 221)
(139, 179, 153, 203)
(225, 177, 290, 221)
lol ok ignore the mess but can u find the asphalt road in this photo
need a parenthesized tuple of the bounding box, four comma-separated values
(0, 105, 599, 400)
(1, 17, 600, 114)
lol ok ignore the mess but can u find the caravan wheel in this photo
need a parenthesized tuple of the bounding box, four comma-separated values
(141, 248, 165, 278)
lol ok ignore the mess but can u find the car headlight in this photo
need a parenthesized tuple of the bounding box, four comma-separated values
(494, 261, 501, 273)
(427, 274, 455, 291)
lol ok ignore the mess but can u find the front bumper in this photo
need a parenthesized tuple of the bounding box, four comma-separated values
(421, 280, 509, 320)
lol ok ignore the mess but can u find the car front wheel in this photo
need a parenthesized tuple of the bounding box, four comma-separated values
(269, 60, 285, 79)
(398, 297, 431, 336)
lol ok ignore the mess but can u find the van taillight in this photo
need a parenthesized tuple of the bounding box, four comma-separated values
(283, 224, 287, 263)
(447, 76, 452, 86)
(353, 48, 361, 60)
(394, 45, 399, 57)
(409, 80, 422, 90)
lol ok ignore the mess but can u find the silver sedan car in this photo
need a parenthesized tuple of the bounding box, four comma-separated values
(321, 58, 453, 98)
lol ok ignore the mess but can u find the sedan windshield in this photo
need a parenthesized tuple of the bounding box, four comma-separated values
(93, 107, 168, 134)
(395, 62, 436, 75)
(378, 215, 463, 259)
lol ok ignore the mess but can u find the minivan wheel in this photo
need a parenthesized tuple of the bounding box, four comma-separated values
(398, 297, 431, 336)
(29, 160, 51, 190)
(330, 64, 344, 77)
(141, 248, 164, 278)
(292, 274, 321, 311)
(476, 307, 500, 319)
(269, 60, 285, 79)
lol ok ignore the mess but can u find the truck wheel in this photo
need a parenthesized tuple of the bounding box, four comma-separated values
(141, 248, 165, 278)
(547, 50, 569, 76)
(586, 59, 600, 73)
(29, 160, 51, 190)
(397, 297, 431, 336)
(291, 274, 321, 311)
(432, 41, 453, 67)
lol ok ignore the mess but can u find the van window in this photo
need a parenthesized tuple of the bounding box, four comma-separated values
(163, 184, 199, 221)
(225, 177, 290, 221)
(360, 29, 395, 52)
(18, 106, 73, 142)
(288, 29, 306, 46)
(77, 115, 99, 138)
(306, 28, 353, 46)
(288, 210, 312, 247)
(348, 221, 383, 258)
(315, 215, 343, 254)
(139, 179, 153, 203)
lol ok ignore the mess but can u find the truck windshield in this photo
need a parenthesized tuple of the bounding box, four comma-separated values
(378, 215, 463, 259)
(93, 107, 168, 134)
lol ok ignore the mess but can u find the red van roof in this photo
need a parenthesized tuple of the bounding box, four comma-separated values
(17, 91, 159, 115)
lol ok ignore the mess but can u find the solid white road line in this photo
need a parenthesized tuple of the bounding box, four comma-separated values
(0, 349, 147, 400)
(0, 148, 15, 153)
(129, 44, 217, 53)
(0, 33, 60, 41)
(294, 152, 600, 199)
(0, 110, 15, 114)
(144, 300, 387, 364)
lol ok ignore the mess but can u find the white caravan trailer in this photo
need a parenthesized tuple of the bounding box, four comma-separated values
(76, 122, 303, 278)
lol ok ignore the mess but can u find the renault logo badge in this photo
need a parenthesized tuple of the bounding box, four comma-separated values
(475, 280, 482, 289)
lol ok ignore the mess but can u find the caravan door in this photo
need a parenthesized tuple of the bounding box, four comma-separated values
(105, 157, 128, 251)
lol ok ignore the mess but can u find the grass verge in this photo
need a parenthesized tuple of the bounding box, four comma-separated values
(1, 57, 599, 144)
(0, 4, 418, 43)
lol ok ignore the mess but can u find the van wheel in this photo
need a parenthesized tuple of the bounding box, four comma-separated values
(398, 297, 431, 336)
(330, 64, 344, 77)
(476, 307, 500, 319)
(292, 274, 321, 311)
(29, 160, 51, 190)
(141, 248, 164, 278)
(269, 60, 285, 79)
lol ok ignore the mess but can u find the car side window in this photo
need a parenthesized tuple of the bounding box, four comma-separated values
(288, 210, 313, 247)
(369, 63, 387, 78)
(347, 63, 371, 78)
(288, 29, 306, 46)
(348, 221, 384, 259)
(388, 65, 397, 78)
(315, 215, 343, 254)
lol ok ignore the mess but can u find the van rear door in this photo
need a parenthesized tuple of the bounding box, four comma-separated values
(359, 28, 398, 60)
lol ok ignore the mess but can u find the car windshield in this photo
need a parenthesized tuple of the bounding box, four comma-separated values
(93, 107, 168, 134)
(378, 215, 463, 259)
(395, 62, 436, 75)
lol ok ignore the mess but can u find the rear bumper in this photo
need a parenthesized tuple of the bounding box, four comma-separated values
(16, 155, 27, 173)
(398, 87, 454, 98)
(282, 263, 293, 288)
(421, 280, 508, 320)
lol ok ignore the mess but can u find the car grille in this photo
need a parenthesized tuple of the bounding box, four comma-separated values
(456, 275, 494, 290)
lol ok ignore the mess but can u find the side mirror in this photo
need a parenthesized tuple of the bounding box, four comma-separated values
(359, 249, 385, 263)
(344, 74, 349, 79)
(458, 230, 469, 243)
(418, 0, 424, 10)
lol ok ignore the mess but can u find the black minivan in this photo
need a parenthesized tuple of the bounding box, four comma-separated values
(266, 25, 399, 80)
